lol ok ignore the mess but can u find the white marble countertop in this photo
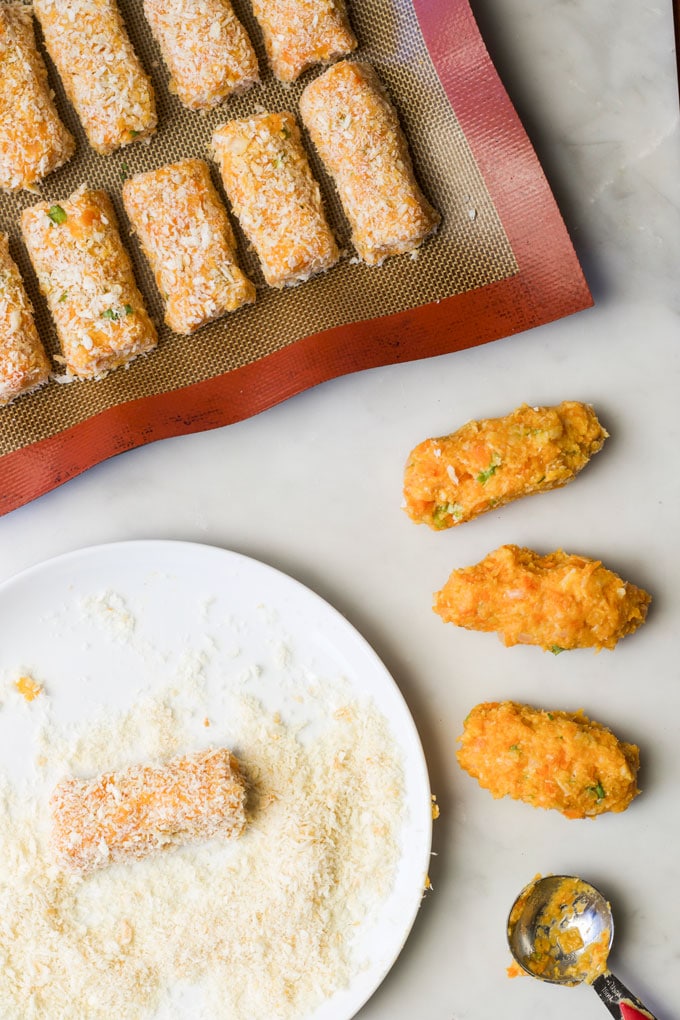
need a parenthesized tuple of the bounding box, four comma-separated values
(1, 2, 678, 1018)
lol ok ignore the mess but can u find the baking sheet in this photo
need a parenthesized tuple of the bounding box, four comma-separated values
(0, 0, 591, 513)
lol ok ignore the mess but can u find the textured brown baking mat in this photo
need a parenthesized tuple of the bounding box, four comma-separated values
(0, 0, 591, 513)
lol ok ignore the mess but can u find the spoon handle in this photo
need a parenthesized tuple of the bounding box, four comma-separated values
(592, 971, 657, 1020)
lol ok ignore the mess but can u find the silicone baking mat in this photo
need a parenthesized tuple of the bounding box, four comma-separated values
(0, 0, 592, 514)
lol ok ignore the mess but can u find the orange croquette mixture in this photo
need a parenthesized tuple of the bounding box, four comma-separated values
(457, 701, 640, 819)
(403, 401, 607, 530)
(434, 545, 651, 652)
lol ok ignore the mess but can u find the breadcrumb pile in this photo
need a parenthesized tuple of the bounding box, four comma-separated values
(0, 684, 404, 1019)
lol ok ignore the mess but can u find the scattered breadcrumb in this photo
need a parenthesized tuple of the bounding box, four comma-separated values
(80, 590, 136, 640)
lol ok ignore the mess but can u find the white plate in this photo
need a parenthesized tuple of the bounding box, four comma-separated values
(0, 540, 431, 1020)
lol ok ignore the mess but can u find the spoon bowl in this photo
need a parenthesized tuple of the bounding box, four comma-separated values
(507, 875, 657, 1020)
(507, 874, 613, 986)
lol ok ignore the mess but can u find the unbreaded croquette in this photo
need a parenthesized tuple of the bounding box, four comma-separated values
(403, 401, 607, 530)
(457, 701, 640, 819)
(434, 545, 651, 652)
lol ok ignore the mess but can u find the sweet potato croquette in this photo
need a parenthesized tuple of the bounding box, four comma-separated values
(457, 701, 640, 818)
(403, 401, 607, 529)
(51, 748, 247, 873)
(434, 545, 651, 651)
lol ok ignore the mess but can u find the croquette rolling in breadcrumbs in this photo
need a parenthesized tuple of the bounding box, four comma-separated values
(457, 701, 640, 819)
(51, 747, 247, 873)
(403, 401, 607, 529)
(434, 545, 651, 652)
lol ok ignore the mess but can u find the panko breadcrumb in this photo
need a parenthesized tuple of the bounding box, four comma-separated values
(403, 401, 607, 529)
(457, 701, 640, 819)
(299, 61, 440, 265)
(434, 545, 651, 652)
(51, 747, 247, 873)
(0, 4, 75, 191)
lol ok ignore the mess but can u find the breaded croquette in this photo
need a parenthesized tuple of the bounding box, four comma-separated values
(212, 111, 338, 289)
(51, 747, 247, 873)
(250, 0, 356, 83)
(0, 233, 51, 406)
(22, 186, 157, 380)
(299, 61, 440, 266)
(33, 0, 157, 156)
(0, 5, 75, 191)
(403, 401, 607, 529)
(122, 158, 255, 334)
(457, 701, 640, 818)
(434, 545, 651, 652)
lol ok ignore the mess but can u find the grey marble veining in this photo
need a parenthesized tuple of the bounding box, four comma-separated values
(471, 0, 679, 307)
(0, 3, 678, 1020)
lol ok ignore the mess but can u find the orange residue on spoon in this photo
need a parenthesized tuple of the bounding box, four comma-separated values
(507, 875, 611, 985)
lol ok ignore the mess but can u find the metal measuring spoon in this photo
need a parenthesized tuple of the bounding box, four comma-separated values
(507, 875, 657, 1019)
